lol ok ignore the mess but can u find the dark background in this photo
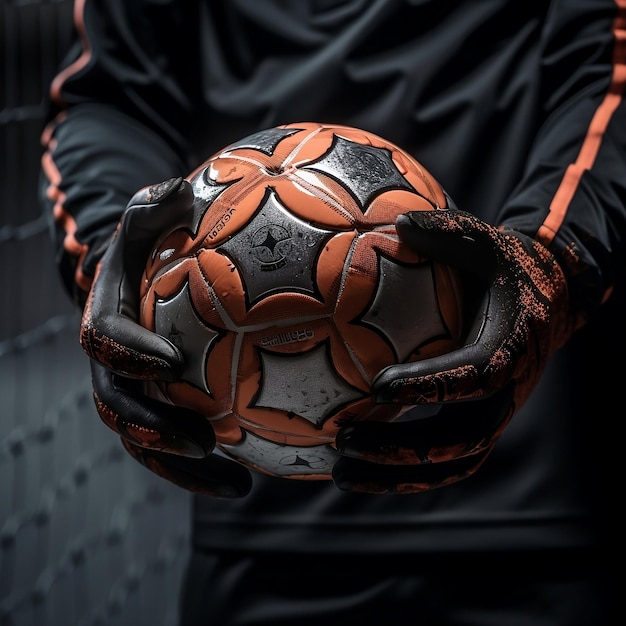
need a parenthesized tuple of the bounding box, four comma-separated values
(0, 2, 191, 625)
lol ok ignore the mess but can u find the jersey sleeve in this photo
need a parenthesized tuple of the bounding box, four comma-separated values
(39, 0, 193, 306)
(497, 0, 626, 326)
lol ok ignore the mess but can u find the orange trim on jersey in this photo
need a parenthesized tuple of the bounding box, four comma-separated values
(40, 110, 67, 147)
(50, 0, 90, 106)
(538, 1, 626, 244)
(41, 135, 92, 294)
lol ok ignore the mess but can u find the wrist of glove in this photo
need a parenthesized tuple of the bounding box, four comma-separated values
(333, 208, 574, 494)
(80, 177, 252, 498)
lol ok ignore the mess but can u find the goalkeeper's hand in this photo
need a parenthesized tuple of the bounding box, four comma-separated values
(332, 208, 573, 495)
(79, 177, 252, 497)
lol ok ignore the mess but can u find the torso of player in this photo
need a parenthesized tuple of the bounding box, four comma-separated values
(190, 0, 541, 223)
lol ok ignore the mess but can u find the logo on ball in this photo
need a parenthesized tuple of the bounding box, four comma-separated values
(250, 223, 292, 271)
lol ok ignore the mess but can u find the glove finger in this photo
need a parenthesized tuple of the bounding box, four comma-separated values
(371, 343, 485, 405)
(122, 177, 193, 246)
(81, 313, 183, 381)
(395, 210, 501, 278)
(332, 446, 492, 495)
(337, 383, 514, 465)
(91, 360, 216, 458)
(121, 439, 252, 498)
(96, 177, 195, 318)
(115, 177, 195, 317)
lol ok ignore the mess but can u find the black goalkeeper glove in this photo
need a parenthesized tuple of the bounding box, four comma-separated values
(332, 208, 574, 495)
(80, 177, 252, 498)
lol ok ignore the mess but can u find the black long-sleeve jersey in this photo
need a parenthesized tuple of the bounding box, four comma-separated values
(40, 0, 626, 555)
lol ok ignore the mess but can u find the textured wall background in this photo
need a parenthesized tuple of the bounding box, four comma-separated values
(0, 3, 191, 625)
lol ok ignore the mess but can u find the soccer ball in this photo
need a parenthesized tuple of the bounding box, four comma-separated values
(139, 122, 463, 480)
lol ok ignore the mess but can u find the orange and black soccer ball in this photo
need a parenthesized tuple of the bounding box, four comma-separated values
(139, 122, 463, 480)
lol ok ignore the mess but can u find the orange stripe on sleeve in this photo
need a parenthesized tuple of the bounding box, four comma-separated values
(41, 137, 93, 294)
(538, 2, 626, 244)
(50, 0, 91, 106)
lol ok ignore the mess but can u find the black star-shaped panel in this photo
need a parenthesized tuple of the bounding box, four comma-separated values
(253, 342, 365, 427)
(359, 254, 448, 362)
(223, 127, 302, 156)
(154, 281, 222, 395)
(217, 189, 335, 308)
(301, 136, 416, 212)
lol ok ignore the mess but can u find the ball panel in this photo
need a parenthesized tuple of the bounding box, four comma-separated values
(208, 412, 244, 446)
(140, 258, 196, 329)
(143, 231, 203, 287)
(220, 430, 338, 480)
(193, 177, 269, 247)
(270, 175, 357, 228)
(364, 191, 440, 224)
(214, 188, 337, 309)
(307, 230, 355, 307)
(195, 248, 248, 326)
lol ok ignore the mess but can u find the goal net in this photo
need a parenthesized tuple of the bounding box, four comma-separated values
(0, 3, 191, 625)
